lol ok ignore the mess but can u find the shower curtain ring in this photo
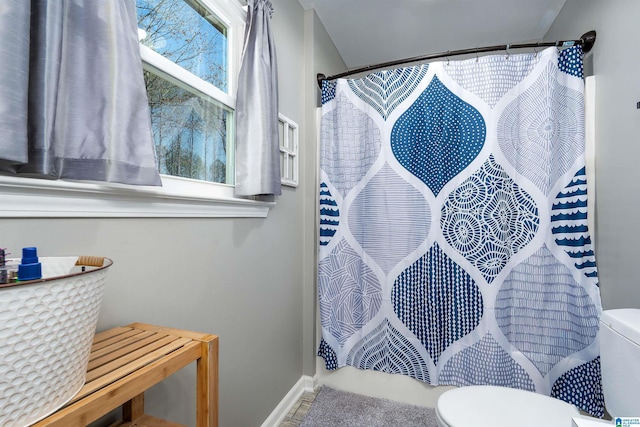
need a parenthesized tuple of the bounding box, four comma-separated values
(475, 48, 479, 62)
(446, 51, 450, 66)
(505, 44, 510, 60)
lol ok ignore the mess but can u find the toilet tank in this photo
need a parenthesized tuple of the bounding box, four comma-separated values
(600, 309, 640, 417)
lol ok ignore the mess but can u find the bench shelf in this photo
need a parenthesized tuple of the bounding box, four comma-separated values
(32, 323, 219, 427)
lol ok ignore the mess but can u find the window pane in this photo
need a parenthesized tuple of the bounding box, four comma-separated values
(144, 70, 233, 184)
(137, 0, 228, 92)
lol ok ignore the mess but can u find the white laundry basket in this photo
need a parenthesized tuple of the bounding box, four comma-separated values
(0, 256, 113, 427)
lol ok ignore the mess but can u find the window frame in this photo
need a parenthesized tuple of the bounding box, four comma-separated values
(0, 0, 276, 218)
(279, 113, 299, 188)
(139, 0, 243, 188)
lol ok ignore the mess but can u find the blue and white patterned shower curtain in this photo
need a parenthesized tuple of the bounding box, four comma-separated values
(317, 46, 604, 416)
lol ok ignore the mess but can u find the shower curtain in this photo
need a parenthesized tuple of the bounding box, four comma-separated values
(317, 46, 603, 417)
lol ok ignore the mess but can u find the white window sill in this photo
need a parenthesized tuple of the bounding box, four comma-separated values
(0, 175, 274, 218)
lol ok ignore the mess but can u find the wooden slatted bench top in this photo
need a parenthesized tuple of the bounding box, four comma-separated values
(77, 325, 200, 403)
(32, 323, 219, 427)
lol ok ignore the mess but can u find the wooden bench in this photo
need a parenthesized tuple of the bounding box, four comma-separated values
(32, 323, 219, 427)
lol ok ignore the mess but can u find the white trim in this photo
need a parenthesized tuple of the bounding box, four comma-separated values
(260, 375, 317, 427)
(279, 113, 299, 188)
(0, 175, 273, 218)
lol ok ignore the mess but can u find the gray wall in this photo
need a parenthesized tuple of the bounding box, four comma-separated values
(545, 0, 640, 310)
(0, 1, 344, 426)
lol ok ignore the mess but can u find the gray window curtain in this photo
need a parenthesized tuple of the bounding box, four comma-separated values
(0, 0, 161, 186)
(235, 0, 281, 196)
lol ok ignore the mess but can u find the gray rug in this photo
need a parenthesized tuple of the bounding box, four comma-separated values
(299, 386, 439, 427)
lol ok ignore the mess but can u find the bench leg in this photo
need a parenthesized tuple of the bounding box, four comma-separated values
(196, 337, 218, 427)
(123, 393, 145, 421)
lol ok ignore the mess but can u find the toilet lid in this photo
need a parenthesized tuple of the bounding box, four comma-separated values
(600, 309, 640, 346)
(436, 385, 581, 427)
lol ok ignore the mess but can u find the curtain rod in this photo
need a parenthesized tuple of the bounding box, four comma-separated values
(317, 30, 596, 89)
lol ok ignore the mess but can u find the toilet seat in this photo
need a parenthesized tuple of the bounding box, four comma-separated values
(436, 385, 582, 427)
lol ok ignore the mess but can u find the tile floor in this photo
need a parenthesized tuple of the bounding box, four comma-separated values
(278, 390, 318, 427)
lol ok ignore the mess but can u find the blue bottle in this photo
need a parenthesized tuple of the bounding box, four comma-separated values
(18, 247, 42, 281)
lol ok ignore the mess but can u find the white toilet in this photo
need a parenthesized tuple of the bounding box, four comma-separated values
(436, 309, 640, 426)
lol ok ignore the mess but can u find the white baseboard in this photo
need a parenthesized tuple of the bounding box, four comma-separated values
(261, 375, 317, 427)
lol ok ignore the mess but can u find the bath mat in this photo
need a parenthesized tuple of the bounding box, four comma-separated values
(299, 386, 438, 427)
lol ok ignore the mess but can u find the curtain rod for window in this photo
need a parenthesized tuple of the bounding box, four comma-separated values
(317, 30, 596, 89)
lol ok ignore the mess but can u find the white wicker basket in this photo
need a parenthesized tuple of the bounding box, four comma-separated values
(0, 256, 112, 427)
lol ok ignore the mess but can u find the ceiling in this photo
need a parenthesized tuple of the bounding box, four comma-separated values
(297, 0, 568, 70)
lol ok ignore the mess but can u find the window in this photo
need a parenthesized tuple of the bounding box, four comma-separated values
(0, 0, 275, 218)
(136, 0, 240, 185)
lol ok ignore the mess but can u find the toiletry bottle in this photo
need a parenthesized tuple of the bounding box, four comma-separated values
(18, 247, 42, 281)
(0, 248, 6, 284)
